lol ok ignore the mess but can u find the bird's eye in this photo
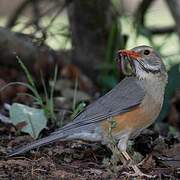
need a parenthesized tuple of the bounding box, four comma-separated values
(143, 49, 150, 55)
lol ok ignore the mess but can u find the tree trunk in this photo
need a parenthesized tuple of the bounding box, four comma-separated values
(67, 0, 113, 79)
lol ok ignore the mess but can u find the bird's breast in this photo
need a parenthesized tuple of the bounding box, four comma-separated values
(100, 79, 166, 140)
(100, 90, 163, 140)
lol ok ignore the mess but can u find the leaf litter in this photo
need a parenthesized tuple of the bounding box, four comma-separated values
(0, 64, 179, 179)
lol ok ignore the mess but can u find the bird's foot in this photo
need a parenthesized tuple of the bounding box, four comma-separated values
(122, 169, 156, 179)
(120, 151, 156, 178)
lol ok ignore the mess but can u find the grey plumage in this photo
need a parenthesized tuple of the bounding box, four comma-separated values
(8, 76, 145, 156)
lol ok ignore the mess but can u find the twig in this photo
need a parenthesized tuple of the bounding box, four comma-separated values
(134, 0, 175, 36)
(0, 113, 12, 124)
(6, 0, 32, 28)
(32, 0, 41, 31)
(166, 0, 180, 38)
(20, 0, 73, 34)
(147, 26, 175, 35)
(134, 0, 155, 27)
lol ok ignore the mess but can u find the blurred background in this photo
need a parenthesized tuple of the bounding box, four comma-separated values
(0, 0, 179, 127)
(0, 0, 180, 178)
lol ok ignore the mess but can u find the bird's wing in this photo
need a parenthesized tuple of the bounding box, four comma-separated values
(52, 76, 145, 133)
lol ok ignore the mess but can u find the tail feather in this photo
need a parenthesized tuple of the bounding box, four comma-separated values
(7, 133, 66, 157)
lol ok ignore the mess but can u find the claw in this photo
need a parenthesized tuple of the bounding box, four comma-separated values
(120, 151, 156, 179)
(122, 170, 156, 179)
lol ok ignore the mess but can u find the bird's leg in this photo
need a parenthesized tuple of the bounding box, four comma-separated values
(117, 138, 156, 178)
(121, 151, 156, 178)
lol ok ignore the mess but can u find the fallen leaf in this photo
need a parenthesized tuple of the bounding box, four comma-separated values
(9, 103, 47, 139)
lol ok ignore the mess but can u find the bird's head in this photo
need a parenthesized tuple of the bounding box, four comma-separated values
(116, 45, 167, 81)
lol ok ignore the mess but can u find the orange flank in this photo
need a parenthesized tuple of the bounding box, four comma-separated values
(101, 105, 157, 137)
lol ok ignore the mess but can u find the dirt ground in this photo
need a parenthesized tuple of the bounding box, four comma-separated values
(0, 66, 179, 180)
(0, 125, 180, 180)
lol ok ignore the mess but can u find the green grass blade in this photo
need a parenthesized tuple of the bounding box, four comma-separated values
(16, 56, 36, 88)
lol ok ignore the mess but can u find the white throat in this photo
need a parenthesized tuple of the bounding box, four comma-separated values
(137, 72, 168, 104)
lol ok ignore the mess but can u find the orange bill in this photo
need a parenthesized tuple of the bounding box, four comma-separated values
(118, 50, 141, 59)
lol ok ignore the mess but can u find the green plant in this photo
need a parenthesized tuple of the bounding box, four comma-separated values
(102, 117, 122, 174)
(0, 56, 57, 121)
(41, 65, 58, 121)
(108, 117, 117, 146)
(70, 102, 86, 120)
(70, 76, 86, 119)
(16, 56, 44, 106)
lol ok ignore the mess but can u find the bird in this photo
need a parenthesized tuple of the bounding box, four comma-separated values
(7, 45, 168, 178)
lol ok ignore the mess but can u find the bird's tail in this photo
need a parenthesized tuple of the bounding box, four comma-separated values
(7, 132, 66, 157)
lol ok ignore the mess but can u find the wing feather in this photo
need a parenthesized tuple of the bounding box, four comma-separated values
(52, 76, 145, 134)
